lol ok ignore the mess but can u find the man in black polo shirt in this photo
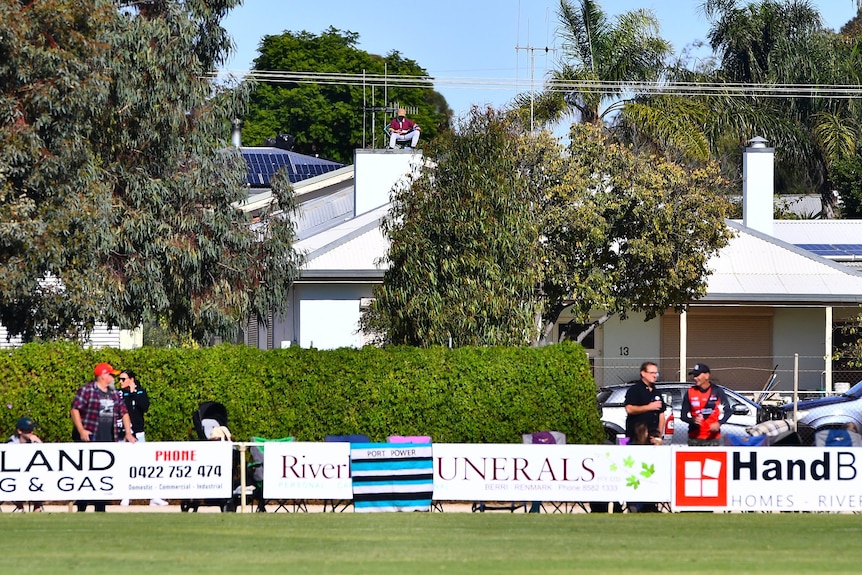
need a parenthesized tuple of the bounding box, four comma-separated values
(622, 361, 666, 513)
(624, 361, 666, 443)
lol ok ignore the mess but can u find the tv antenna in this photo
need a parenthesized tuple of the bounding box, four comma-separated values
(516, 2, 556, 132)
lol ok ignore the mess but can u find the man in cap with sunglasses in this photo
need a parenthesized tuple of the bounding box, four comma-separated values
(681, 363, 732, 446)
(70, 362, 137, 511)
(7, 416, 44, 512)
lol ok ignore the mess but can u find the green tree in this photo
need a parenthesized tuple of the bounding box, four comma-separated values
(0, 0, 302, 343)
(242, 27, 451, 164)
(830, 154, 862, 218)
(363, 108, 543, 347)
(514, 0, 676, 141)
(539, 123, 734, 341)
(698, 0, 862, 216)
(364, 109, 734, 347)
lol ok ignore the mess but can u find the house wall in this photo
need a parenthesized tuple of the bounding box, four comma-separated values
(597, 313, 661, 386)
(0, 324, 138, 350)
(354, 150, 419, 215)
(773, 308, 826, 392)
(592, 307, 837, 393)
(270, 283, 377, 350)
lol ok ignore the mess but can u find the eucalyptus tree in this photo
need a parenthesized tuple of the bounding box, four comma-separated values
(0, 0, 302, 343)
(362, 108, 545, 347)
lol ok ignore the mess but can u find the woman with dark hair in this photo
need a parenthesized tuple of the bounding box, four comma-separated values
(118, 369, 167, 506)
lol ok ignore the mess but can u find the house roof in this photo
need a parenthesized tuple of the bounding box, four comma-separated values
(770, 219, 862, 271)
(768, 219, 862, 244)
(294, 204, 389, 280)
(241, 147, 343, 187)
(702, 220, 862, 304)
(292, 203, 862, 304)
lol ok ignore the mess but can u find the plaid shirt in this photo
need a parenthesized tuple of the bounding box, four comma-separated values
(71, 381, 128, 442)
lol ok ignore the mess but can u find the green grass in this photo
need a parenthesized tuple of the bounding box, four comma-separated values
(2, 512, 861, 574)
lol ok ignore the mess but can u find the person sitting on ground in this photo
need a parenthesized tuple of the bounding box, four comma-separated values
(7, 416, 44, 512)
(631, 422, 651, 445)
(389, 108, 420, 149)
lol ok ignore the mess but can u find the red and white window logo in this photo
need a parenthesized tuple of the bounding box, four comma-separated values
(675, 451, 727, 507)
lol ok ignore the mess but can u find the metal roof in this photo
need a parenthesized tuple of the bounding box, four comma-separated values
(702, 220, 862, 304)
(770, 220, 862, 245)
(293, 210, 862, 302)
(294, 204, 389, 279)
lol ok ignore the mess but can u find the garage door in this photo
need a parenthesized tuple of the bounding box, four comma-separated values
(661, 309, 773, 390)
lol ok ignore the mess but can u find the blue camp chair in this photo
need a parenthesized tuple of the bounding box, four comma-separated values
(726, 434, 769, 447)
(323, 434, 370, 512)
(815, 427, 862, 447)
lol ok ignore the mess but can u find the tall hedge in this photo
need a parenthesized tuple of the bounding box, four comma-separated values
(0, 341, 603, 444)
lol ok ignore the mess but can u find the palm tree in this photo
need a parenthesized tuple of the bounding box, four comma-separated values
(513, 0, 671, 127)
(700, 0, 862, 217)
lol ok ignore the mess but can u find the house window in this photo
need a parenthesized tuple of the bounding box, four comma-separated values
(558, 322, 595, 349)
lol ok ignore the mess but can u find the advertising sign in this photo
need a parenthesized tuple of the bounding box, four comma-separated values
(262, 442, 352, 500)
(673, 447, 862, 512)
(0, 442, 232, 500)
(432, 443, 672, 503)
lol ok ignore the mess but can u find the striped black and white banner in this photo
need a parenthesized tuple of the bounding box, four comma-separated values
(350, 442, 433, 512)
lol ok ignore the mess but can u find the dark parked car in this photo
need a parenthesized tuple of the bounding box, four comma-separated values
(779, 380, 862, 445)
(597, 382, 763, 445)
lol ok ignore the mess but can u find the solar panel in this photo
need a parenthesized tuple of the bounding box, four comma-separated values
(797, 244, 862, 257)
(241, 148, 343, 188)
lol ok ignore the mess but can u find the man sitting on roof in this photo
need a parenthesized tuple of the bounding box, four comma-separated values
(389, 108, 420, 149)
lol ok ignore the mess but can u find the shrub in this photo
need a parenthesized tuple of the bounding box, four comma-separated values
(0, 341, 603, 444)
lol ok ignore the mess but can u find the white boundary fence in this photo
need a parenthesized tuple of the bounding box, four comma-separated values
(3, 441, 861, 513)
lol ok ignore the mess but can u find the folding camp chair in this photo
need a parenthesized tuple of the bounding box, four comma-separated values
(248, 436, 307, 512)
(384, 126, 419, 149)
(815, 427, 862, 447)
(181, 402, 238, 512)
(323, 434, 370, 512)
(745, 419, 795, 445)
(521, 431, 585, 513)
(725, 434, 769, 447)
(471, 431, 567, 514)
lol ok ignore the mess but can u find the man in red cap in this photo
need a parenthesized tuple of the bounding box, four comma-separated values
(70, 362, 137, 511)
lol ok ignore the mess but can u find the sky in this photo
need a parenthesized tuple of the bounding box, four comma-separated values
(220, 0, 860, 120)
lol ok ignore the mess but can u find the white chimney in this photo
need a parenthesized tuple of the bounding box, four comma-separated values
(742, 136, 774, 236)
(230, 119, 242, 148)
(353, 149, 421, 216)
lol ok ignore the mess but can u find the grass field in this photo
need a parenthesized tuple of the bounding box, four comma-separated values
(2, 512, 861, 574)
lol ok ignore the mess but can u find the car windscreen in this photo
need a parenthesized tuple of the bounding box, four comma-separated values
(596, 389, 613, 405)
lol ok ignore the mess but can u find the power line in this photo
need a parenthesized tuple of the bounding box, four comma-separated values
(211, 70, 862, 99)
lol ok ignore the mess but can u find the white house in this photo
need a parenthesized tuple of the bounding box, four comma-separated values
(243, 140, 862, 395)
(239, 149, 417, 350)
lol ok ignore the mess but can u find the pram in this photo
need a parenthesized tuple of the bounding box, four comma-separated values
(180, 402, 239, 512)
